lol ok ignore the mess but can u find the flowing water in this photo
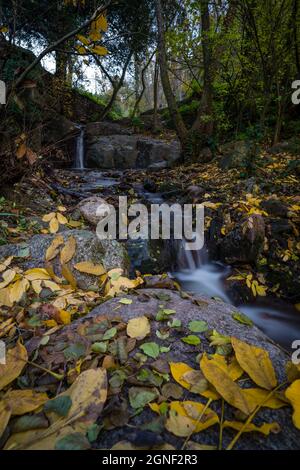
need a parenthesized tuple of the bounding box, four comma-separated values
(174, 243, 300, 350)
(73, 125, 85, 170)
(69, 151, 300, 350)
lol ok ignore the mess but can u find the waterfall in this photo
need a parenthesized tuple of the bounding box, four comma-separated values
(173, 239, 231, 303)
(74, 125, 85, 169)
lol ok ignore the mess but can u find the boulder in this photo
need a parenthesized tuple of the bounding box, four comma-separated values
(260, 198, 288, 218)
(220, 214, 265, 264)
(85, 121, 133, 138)
(219, 140, 258, 170)
(0, 230, 128, 290)
(86, 133, 181, 170)
(86, 135, 138, 169)
(136, 138, 181, 169)
(77, 197, 108, 225)
(38, 288, 300, 450)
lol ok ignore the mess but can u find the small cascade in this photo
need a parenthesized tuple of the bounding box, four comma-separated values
(74, 125, 85, 170)
(174, 240, 231, 303)
(173, 239, 300, 349)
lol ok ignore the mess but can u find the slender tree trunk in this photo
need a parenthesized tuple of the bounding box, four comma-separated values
(100, 52, 133, 120)
(153, 57, 159, 132)
(293, 0, 300, 77)
(192, 0, 213, 139)
(131, 50, 156, 118)
(55, 49, 67, 82)
(155, 0, 187, 144)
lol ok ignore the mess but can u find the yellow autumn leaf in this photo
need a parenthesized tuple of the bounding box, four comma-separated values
(200, 353, 257, 415)
(0, 342, 28, 391)
(0, 287, 13, 307)
(231, 337, 277, 390)
(209, 354, 244, 381)
(223, 420, 281, 436)
(0, 256, 13, 272)
(3, 390, 48, 415)
(0, 269, 16, 289)
(166, 401, 219, 437)
(76, 34, 91, 46)
(0, 26, 9, 33)
(76, 45, 87, 55)
(56, 212, 68, 225)
(10, 278, 30, 303)
(5, 368, 107, 450)
(42, 212, 56, 222)
(57, 309, 71, 325)
(61, 264, 77, 289)
(43, 280, 61, 292)
(170, 362, 218, 400)
(31, 279, 42, 294)
(89, 30, 101, 41)
(60, 236, 76, 264)
(74, 261, 106, 276)
(96, 15, 108, 32)
(285, 379, 300, 429)
(45, 235, 64, 261)
(49, 216, 59, 234)
(0, 401, 11, 440)
(243, 388, 287, 409)
(24, 268, 51, 281)
(127, 316, 150, 340)
(91, 45, 108, 56)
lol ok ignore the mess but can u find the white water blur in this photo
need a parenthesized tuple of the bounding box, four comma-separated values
(174, 240, 231, 303)
(74, 125, 85, 170)
(173, 239, 300, 349)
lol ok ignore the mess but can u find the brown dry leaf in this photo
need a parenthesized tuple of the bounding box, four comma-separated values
(45, 235, 64, 261)
(223, 420, 281, 436)
(126, 316, 150, 340)
(26, 148, 37, 165)
(0, 342, 28, 391)
(3, 390, 48, 415)
(231, 337, 277, 390)
(200, 353, 257, 415)
(285, 379, 300, 429)
(60, 236, 77, 264)
(74, 261, 106, 276)
(0, 401, 11, 440)
(16, 142, 27, 159)
(5, 368, 107, 450)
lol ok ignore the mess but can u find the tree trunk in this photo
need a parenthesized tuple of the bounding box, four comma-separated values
(100, 51, 133, 120)
(192, 0, 213, 141)
(153, 57, 159, 132)
(55, 49, 67, 82)
(155, 0, 187, 144)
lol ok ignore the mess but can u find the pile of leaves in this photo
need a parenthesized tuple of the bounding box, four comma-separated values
(1, 287, 300, 449)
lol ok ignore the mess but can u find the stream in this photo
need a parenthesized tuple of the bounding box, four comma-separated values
(70, 129, 300, 351)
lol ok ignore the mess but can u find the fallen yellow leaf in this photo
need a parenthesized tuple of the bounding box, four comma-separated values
(0, 342, 28, 391)
(231, 337, 277, 390)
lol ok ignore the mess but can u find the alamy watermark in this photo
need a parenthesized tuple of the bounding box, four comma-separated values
(0, 80, 6, 105)
(291, 340, 300, 365)
(95, 196, 204, 251)
(0, 340, 6, 365)
(292, 80, 300, 105)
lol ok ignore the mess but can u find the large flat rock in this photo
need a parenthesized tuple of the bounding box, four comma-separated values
(40, 288, 300, 450)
